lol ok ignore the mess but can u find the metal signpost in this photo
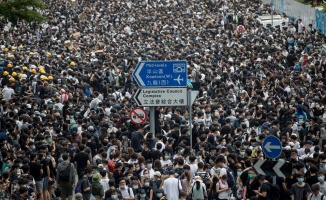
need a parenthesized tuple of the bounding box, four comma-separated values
(132, 60, 188, 135)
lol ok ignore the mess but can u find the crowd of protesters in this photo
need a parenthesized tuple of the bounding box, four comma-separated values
(0, 0, 325, 199)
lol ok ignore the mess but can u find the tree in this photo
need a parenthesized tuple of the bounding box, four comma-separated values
(0, 0, 46, 24)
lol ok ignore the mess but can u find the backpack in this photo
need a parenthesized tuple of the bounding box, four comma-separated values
(59, 163, 71, 182)
(223, 167, 235, 188)
(84, 88, 91, 97)
(75, 177, 86, 193)
(266, 182, 280, 199)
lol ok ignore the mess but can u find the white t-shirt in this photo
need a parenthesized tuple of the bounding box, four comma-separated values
(100, 178, 110, 192)
(120, 187, 134, 198)
(162, 177, 182, 200)
(189, 163, 198, 179)
(2, 87, 14, 100)
(160, 160, 172, 168)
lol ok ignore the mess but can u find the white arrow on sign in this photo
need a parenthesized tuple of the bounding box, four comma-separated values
(134, 62, 145, 86)
(264, 142, 281, 152)
(254, 160, 266, 175)
(273, 161, 285, 177)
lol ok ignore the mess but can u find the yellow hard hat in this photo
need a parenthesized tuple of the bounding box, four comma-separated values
(12, 72, 17, 77)
(39, 66, 44, 70)
(9, 77, 15, 82)
(11, 46, 16, 50)
(46, 52, 52, 57)
(29, 52, 34, 56)
(48, 76, 53, 80)
(9, 54, 15, 58)
(42, 76, 48, 81)
(40, 70, 46, 74)
(31, 69, 37, 74)
(70, 61, 76, 66)
(23, 66, 28, 71)
(4, 48, 8, 52)
(18, 74, 23, 79)
(3, 71, 9, 76)
(7, 63, 12, 68)
(19, 45, 24, 49)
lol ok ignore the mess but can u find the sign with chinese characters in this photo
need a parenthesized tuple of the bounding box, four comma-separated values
(133, 88, 188, 107)
(132, 60, 187, 87)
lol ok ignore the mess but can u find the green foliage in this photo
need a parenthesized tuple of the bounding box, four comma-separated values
(0, 0, 46, 23)
(321, 2, 326, 12)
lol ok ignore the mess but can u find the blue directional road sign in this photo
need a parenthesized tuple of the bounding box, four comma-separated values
(132, 60, 187, 87)
(262, 135, 282, 159)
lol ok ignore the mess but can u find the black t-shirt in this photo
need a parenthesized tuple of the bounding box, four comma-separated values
(305, 175, 318, 187)
(74, 152, 89, 172)
(41, 159, 49, 178)
(86, 141, 97, 157)
(29, 161, 43, 181)
(220, 125, 232, 136)
(260, 182, 272, 200)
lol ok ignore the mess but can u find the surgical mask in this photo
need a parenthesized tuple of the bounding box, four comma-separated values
(144, 182, 150, 187)
(157, 193, 163, 198)
(240, 152, 245, 156)
(122, 136, 126, 140)
(19, 164, 22, 167)
(133, 185, 138, 189)
(165, 155, 170, 160)
(237, 172, 242, 176)
(135, 167, 140, 171)
(222, 142, 226, 146)
(248, 174, 254, 179)
(297, 178, 304, 183)
(243, 145, 247, 149)
(141, 165, 145, 170)
(318, 177, 324, 182)
(120, 185, 126, 190)
(140, 194, 146, 198)
(147, 164, 152, 169)
(111, 195, 117, 199)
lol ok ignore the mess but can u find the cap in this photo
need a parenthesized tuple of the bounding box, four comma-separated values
(288, 142, 294, 146)
(194, 176, 202, 182)
(154, 171, 161, 177)
(23, 158, 30, 164)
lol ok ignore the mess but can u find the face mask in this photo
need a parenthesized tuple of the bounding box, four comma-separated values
(157, 193, 163, 198)
(297, 178, 304, 183)
(147, 164, 152, 169)
(165, 155, 170, 160)
(133, 185, 138, 189)
(222, 142, 226, 146)
(140, 194, 146, 198)
(141, 165, 145, 170)
(111, 195, 117, 200)
(237, 172, 242, 176)
(46, 156, 51, 161)
(240, 152, 245, 156)
(318, 177, 324, 182)
(243, 145, 247, 149)
(248, 174, 254, 179)
(122, 136, 126, 140)
(135, 167, 140, 171)
(120, 185, 126, 190)
(19, 164, 22, 167)
(32, 146, 36, 150)
(48, 139, 52, 143)
(144, 182, 150, 187)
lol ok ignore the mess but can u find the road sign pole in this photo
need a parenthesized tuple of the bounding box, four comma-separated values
(273, 158, 276, 184)
(188, 91, 192, 150)
(150, 107, 155, 136)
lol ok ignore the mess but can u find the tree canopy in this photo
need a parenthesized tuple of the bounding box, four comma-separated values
(0, 0, 46, 23)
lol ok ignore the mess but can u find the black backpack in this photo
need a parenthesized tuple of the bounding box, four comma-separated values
(59, 163, 71, 182)
(224, 167, 235, 188)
